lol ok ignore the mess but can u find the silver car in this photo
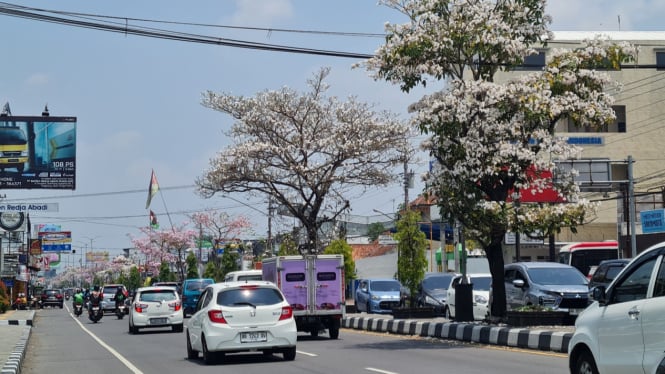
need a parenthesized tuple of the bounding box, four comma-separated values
(504, 262, 590, 317)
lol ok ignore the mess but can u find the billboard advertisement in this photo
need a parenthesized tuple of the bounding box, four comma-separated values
(86, 251, 110, 263)
(0, 115, 76, 190)
(38, 231, 72, 252)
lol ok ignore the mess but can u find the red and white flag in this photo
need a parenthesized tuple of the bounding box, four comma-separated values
(145, 169, 159, 209)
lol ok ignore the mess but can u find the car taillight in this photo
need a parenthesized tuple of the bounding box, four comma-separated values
(168, 301, 182, 311)
(56, 294, 63, 299)
(279, 306, 293, 321)
(207, 309, 227, 324)
(134, 303, 149, 313)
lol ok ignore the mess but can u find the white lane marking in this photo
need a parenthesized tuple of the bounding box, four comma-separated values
(296, 350, 318, 357)
(67, 304, 144, 374)
(366, 368, 399, 374)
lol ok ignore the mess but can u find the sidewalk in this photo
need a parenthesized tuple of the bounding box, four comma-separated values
(0, 309, 34, 374)
(342, 314, 574, 353)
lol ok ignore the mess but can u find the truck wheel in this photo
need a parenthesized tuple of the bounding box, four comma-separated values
(329, 319, 340, 340)
(310, 329, 319, 338)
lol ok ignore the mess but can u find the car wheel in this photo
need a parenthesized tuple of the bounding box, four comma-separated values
(186, 331, 198, 359)
(329, 319, 340, 340)
(128, 323, 133, 334)
(201, 335, 217, 365)
(130, 323, 139, 334)
(366, 302, 371, 314)
(172, 323, 184, 333)
(283, 347, 296, 361)
(573, 351, 599, 374)
(310, 329, 319, 338)
(59, 304, 63, 309)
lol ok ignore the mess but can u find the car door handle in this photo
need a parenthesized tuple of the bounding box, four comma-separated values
(628, 306, 640, 320)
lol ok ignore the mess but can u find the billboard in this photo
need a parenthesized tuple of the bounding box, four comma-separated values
(0, 115, 76, 189)
(38, 231, 72, 252)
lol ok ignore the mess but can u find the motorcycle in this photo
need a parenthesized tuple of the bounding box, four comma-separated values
(73, 303, 83, 317)
(115, 304, 126, 319)
(88, 303, 103, 323)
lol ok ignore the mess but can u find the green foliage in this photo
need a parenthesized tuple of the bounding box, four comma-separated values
(367, 222, 386, 242)
(323, 239, 357, 282)
(116, 272, 128, 288)
(394, 210, 428, 305)
(220, 247, 240, 279)
(158, 261, 176, 282)
(278, 234, 299, 256)
(128, 267, 141, 292)
(0, 280, 9, 313)
(203, 261, 221, 282)
(186, 252, 200, 279)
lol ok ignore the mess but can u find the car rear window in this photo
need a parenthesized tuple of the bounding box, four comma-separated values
(186, 280, 213, 291)
(44, 290, 59, 296)
(139, 290, 177, 302)
(237, 274, 263, 281)
(216, 286, 284, 307)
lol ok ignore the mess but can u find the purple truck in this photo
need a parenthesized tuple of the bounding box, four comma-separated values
(262, 254, 345, 339)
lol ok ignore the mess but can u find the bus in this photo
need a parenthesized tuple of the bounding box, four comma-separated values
(557, 241, 620, 277)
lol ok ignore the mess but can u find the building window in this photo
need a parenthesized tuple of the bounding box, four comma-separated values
(555, 105, 626, 133)
(515, 51, 546, 71)
(657, 51, 665, 70)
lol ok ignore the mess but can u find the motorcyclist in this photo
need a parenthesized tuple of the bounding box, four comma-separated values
(112, 287, 127, 310)
(88, 286, 102, 312)
(73, 288, 84, 307)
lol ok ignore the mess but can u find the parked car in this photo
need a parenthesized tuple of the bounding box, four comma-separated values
(568, 241, 665, 374)
(100, 284, 129, 314)
(153, 281, 182, 294)
(224, 270, 263, 282)
(354, 278, 402, 314)
(445, 273, 491, 321)
(587, 258, 630, 291)
(186, 281, 297, 364)
(415, 272, 459, 315)
(40, 289, 64, 308)
(504, 262, 590, 318)
(129, 286, 184, 334)
(182, 278, 215, 317)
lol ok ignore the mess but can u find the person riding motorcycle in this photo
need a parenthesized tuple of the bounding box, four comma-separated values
(112, 287, 127, 311)
(73, 289, 84, 306)
(88, 286, 102, 312)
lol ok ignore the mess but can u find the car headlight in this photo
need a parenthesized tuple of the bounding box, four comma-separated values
(425, 295, 443, 306)
(371, 295, 381, 301)
(474, 295, 488, 304)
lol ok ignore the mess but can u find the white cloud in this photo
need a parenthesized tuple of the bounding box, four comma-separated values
(230, 0, 293, 26)
(25, 73, 49, 87)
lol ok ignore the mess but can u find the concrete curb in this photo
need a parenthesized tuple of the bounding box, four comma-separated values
(0, 326, 31, 374)
(342, 316, 573, 353)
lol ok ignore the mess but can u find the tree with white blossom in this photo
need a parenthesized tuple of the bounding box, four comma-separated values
(197, 67, 412, 253)
(363, 0, 637, 319)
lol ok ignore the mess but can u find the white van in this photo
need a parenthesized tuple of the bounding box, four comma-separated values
(224, 269, 263, 282)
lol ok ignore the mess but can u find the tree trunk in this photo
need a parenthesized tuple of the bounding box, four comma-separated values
(487, 228, 507, 320)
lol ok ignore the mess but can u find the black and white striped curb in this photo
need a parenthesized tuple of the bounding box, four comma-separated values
(343, 316, 573, 353)
(1, 326, 31, 374)
(0, 319, 33, 326)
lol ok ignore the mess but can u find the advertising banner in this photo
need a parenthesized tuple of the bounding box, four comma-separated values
(38, 231, 72, 252)
(641, 209, 665, 234)
(86, 251, 109, 263)
(29, 239, 42, 255)
(0, 116, 76, 190)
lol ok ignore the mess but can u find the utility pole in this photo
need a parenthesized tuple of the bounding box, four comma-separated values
(403, 158, 409, 211)
(267, 199, 274, 255)
(627, 155, 637, 258)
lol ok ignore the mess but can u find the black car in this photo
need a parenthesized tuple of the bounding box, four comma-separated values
(415, 272, 458, 315)
(588, 258, 631, 290)
(40, 289, 64, 308)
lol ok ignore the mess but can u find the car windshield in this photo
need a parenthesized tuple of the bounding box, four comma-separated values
(139, 290, 177, 302)
(217, 286, 284, 307)
(605, 266, 625, 281)
(422, 275, 454, 290)
(370, 281, 401, 292)
(470, 276, 492, 291)
(186, 280, 213, 291)
(527, 267, 587, 285)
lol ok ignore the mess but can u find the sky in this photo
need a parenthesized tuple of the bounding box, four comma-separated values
(1, 0, 664, 265)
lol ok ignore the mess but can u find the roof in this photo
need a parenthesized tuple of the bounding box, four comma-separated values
(508, 261, 574, 269)
(550, 31, 665, 42)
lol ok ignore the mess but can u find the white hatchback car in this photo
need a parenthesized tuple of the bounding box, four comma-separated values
(569, 241, 665, 374)
(186, 281, 297, 365)
(129, 286, 184, 334)
(445, 273, 492, 321)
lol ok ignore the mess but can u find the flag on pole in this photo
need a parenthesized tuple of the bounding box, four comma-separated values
(149, 210, 159, 229)
(145, 169, 159, 209)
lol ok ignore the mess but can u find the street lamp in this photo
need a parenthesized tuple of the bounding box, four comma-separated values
(83, 236, 100, 268)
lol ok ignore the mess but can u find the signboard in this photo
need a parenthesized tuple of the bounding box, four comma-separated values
(29, 239, 42, 255)
(0, 115, 76, 190)
(86, 251, 109, 263)
(641, 209, 665, 234)
(38, 231, 72, 252)
(0, 203, 59, 213)
(504, 232, 544, 245)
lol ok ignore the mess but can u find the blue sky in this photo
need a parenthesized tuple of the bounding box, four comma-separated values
(1, 0, 663, 261)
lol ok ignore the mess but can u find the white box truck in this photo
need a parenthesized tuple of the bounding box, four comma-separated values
(262, 254, 345, 339)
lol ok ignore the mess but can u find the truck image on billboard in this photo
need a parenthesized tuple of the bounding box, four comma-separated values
(0, 115, 76, 190)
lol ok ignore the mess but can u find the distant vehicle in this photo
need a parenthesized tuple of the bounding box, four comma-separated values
(445, 273, 491, 321)
(153, 281, 182, 294)
(100, 284, 128, 314)
(40, 289, 64, 308)
(557, 241, 619, 278)
(504, 262, 590, 318)
(224, 270, 262, 282)
(568, 241, 665, 374)
(186, 281, 297, 364)
(415, 272, 459, 315)
(0, 126, 28, 173)
(129, 286, 183, 334)
(181, 278, 215, 317)
(587, 258, 630, 291)
(355, 278, 402, 314)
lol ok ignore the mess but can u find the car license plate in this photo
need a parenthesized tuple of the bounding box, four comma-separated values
(150, 318, 167, 325)
(240, 331, 267, 343)
(568, 308, 583, 315)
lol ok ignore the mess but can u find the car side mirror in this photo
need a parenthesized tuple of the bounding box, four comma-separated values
(512, 279, 525, 288)
(592, 286, 607, 305)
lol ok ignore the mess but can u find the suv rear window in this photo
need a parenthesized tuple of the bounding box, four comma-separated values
(139, 290, 177, 302)
(217, 287, 284, 306)
(186, 280, 213, 291)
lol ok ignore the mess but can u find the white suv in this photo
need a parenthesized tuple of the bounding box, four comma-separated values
(568, 241, 665, 374)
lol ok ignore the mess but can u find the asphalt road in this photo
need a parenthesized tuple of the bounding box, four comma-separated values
(22, 304, 568, 374)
